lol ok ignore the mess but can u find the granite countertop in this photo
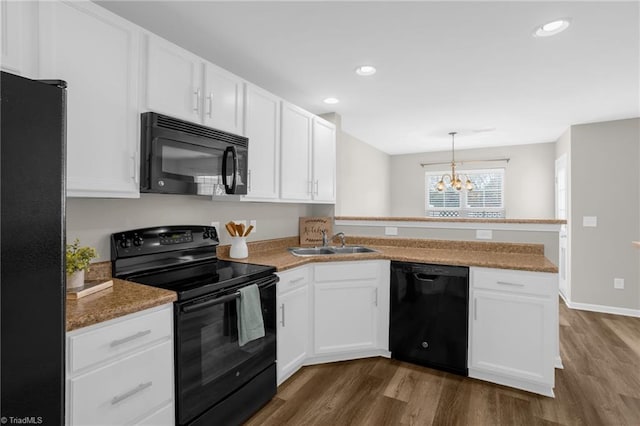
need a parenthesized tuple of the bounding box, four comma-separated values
(66, 264, 176, 332)
(217, 236, 558, 273)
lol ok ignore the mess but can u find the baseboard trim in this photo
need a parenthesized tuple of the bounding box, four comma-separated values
(562, 297, 640, 318)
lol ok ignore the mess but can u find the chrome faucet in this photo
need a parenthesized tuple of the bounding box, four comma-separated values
(333, 232, 346, 247)
(321, 229, 328, 247)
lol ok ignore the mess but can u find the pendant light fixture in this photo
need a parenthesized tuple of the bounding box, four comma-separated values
(436, 132, 474, 192)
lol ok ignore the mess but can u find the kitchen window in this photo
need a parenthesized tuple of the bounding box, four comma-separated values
(425, 168, 505, 218)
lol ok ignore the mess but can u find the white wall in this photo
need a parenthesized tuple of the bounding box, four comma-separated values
(67, 195, 313, 262)
(389, 142, 556, 219)
(569, 118, 640, 311)
(323, 113, 391, 217)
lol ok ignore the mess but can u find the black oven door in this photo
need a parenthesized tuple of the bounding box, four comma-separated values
(175, 276, 277, 425)
(148, 137, 247, 196)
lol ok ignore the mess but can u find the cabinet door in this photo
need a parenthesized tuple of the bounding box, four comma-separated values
(311, 118, 336, 202)
(470, 289, 554, 385)
(314, 281, 377, 354)
(144, 34, 203, 122)
(277, 285, 308, 384)
(280, 102, 312, 201)
(1, 0, 23, 74)
(243, 84, 280, 200)
(202, 62, 244, 135)
(39, 1, 140, 198)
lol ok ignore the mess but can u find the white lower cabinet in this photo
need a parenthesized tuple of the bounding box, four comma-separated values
(66, 304, 174, 425)
(275, 260, 390, 385)
(276, 267, 310, 385)
(312, 260, 390, 358)
(469, 267, 558, 397)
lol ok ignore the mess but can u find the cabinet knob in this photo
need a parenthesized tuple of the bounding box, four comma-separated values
(421, 341, 429, 349)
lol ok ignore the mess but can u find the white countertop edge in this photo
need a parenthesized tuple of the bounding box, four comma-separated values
(335, 219, 563, 233)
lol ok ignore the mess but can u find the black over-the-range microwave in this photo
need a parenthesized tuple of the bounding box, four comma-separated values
(140, 112, 248, 196)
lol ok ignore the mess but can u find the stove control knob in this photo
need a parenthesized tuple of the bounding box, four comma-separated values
(120, 239, 132, 249)
(133, 235, 144, 247)
(203, 230, 210, 239)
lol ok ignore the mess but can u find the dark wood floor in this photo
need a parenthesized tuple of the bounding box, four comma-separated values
(246, 300, 640, 425)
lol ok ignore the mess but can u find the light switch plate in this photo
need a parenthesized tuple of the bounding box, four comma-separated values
(583, 216, 598, 227)
(249, 220, 257, 233)
(476, 229, 493, 240)
(210, 222, 219, 234)
(614, 278, 624, 289)
(385, 226, 398, 236)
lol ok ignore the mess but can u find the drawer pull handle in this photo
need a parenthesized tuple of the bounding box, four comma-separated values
(110, 330, 151, 348)
(496, 281, 525, 287)
(111, 381, 153, 405)
(289, 277, 305, 284)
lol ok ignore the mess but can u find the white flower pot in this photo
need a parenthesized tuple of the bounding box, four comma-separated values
(67, 270, 85, 289)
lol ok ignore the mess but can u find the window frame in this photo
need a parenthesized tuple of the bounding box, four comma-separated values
(425, 167, 506, 218)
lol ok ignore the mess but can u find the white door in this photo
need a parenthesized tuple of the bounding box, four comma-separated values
(314, 281, 377, 354)
(277, 285, 308, 384)
(39, 1, 140, 198)
(243, 84, 280, 200)
(203, 62, 244, 135)
(144, 35, 203, 122)
(280, 102, 312, 201)
(555, 154, 569, 299)
(312, 118, 336, 202)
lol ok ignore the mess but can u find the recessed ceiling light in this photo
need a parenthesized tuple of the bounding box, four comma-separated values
(533, 18, 571, 37)
(355, 65, 377, 76)
(323, 97, 340, 104)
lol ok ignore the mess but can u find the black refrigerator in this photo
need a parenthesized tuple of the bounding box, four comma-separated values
(1, 71, 66, 423)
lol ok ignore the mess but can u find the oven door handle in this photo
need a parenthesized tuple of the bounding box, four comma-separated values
(182, 292, 240, 313)
(181, 275, 279, 314)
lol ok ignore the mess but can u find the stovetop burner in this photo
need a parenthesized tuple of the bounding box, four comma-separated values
(111, 225, 275, 301)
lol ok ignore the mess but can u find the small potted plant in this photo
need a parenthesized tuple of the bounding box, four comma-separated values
(66, 239, 98, 289)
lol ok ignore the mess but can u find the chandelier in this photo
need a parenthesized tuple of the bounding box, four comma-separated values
(436, 132, 474, 192)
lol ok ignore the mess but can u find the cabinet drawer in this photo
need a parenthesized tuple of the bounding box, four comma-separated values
(277, 267, 310, 294)
(314, 261, 378, 282)
(68, 305, 172, 373)
(136, 403, 174, 426)
(471, 267, 556, 296)
(69, 341, 173, 426)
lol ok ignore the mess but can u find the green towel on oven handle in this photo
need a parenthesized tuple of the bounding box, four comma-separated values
(236, 284, 265, 346)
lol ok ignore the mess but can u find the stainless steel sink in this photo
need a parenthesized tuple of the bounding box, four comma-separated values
(328, 246, 377, 254)
(288, 246, 377, 257)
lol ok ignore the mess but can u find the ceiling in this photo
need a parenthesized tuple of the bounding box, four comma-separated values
(96, 1, 640, 155)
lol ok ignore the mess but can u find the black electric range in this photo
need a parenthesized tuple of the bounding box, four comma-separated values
(111, 225, 278, 426)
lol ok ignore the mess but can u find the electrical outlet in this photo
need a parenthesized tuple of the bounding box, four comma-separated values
(476, 229, 493, 240)
(249, 220, 257, 233)
(583, 216, 598, 227)
(385, 227, 398, 236)
(210, 222, 219, 234)
(614, 278, 624, 289)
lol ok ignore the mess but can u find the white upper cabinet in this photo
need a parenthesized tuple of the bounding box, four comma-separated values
(280, 102, 313, 201)
(243, 84, 280, 200)
(203, 62, 244, 135)
(144, 34, 203, 123)
(144, 35, 245, 135)
(39, 0, 140, 198)
(280, 102, 337, 203)
(311, 117, 336, 202)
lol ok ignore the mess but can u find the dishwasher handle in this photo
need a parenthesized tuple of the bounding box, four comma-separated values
(412, 272, 438, 282)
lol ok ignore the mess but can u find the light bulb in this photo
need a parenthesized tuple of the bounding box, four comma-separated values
(454, 179, 462, 190)
(465, 179, 474, 191)
(436, 180, 445, 192)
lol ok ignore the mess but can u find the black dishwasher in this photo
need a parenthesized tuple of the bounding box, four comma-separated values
(389, 261, 469, 376)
